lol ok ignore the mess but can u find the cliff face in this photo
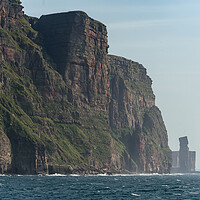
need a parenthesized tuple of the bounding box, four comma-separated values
(0, 0, 171, 174)
(0, 0, 23, 30)
(109, 56, 171, 173)
(36, 12, 110, 110)
(109, 55, 155, 129)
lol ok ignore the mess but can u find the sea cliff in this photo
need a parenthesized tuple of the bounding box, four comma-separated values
(0, 0, 171, 174)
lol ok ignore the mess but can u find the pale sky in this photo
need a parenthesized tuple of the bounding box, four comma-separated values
(21, 0, 200, 169)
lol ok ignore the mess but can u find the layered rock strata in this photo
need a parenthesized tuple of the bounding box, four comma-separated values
(36, 12, 110, 110)
(109, 55, 171, 173)
(0, 0, 171, 174)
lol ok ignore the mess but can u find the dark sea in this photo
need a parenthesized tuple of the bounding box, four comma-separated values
(0, 174, 200, 199)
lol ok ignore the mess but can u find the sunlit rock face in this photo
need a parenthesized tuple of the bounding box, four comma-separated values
(109, 55, 171, 173)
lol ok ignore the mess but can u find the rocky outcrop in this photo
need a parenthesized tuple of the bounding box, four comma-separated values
(0, 0, 171, 174)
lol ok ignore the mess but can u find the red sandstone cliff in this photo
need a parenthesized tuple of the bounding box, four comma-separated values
(36, 12, 110, 111)
(0, 0, 171, 174)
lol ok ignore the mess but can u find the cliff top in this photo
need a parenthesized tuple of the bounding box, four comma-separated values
(108, 54, 152, 85)
(40, 11, 89, 18)
(39, 10, 107, 29)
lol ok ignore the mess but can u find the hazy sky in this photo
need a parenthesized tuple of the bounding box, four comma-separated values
(21, 0, 200, 169)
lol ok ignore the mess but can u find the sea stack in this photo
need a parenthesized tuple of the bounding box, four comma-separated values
(172, 136, 196, 173)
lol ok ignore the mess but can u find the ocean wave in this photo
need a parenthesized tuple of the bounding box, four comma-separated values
(131, 193, 141, 197)
(0, 172, 199, 177)
(47, 173, 68, 177)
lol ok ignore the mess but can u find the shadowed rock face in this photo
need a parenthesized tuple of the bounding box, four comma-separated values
(0, 0, 171, 174)
(36, 12, 110, 110)
(179, 136, 189, 172)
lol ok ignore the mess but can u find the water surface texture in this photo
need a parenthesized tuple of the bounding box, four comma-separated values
(0, 174, 200, 199)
